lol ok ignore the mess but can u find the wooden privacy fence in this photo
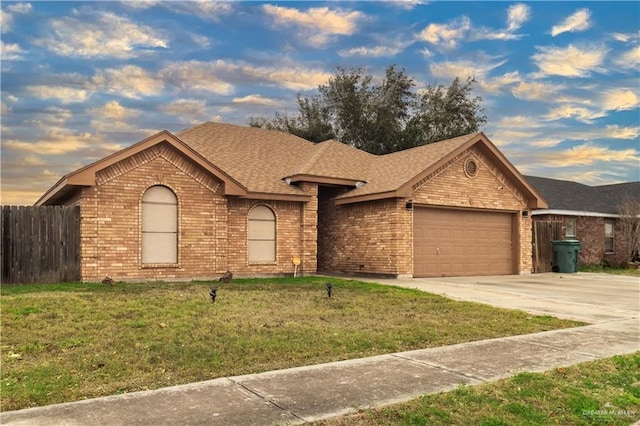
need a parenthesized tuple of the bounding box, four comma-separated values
(1, 205, 81, 284)
(532, 220, 562, 273)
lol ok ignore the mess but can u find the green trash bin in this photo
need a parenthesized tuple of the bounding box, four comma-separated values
(552, 240, 581, 273)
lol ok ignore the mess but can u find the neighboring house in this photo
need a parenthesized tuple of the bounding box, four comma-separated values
(526, 176, 640, 267)
(36, 122, 546, 281)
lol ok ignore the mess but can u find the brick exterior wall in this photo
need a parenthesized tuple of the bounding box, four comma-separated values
(62, 142, 536, 281)
(226, 198, 310, 277)
(533, 214, 630, 266)
(412, 148, 532, 274)
(68, 143, 310, 281)
(318, 188, 412, 276)
(298, 182, 318, 275)
(74, 143, 226, 281)
(317, 147, 533, 277)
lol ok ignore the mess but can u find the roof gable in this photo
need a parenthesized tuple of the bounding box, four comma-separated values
(35, 130, 246, 206)
(334, 132, 547, 208)
(333, 133, 476, 203)
(37, 122, 546, 209)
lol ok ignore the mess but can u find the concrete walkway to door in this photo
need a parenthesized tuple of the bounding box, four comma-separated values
(366, 272, 640, 323)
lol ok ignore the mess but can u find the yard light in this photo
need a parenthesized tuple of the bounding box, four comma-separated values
(326, 282, 333, 298)
(209, 287, 217, 303)
(293, 256, 301, 277)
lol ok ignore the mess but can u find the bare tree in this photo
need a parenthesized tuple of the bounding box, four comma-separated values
(617, 199, 640, 262)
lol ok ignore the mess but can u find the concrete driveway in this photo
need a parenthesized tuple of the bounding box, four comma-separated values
(372, 272, 640, 323)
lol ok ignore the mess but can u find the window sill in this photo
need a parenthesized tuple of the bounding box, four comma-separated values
(248, 261, 277, 266)
(142, 263, 180, 269)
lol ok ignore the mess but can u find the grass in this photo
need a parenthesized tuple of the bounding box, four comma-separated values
(1, 277, 582, 411)
(579, 265, 640, 276)
(316, 353, 640, 426)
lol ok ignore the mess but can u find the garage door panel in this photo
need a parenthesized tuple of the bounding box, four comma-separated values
(464, 245, 477, 256)
(464, 229, 478, 240)
(414, 207, 514, 277)
(451, 229, 464, 238)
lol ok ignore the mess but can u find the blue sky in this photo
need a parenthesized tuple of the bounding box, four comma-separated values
(1, 1, 639, 205)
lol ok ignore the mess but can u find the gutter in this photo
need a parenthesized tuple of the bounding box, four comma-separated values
(531, 209, 624, 218)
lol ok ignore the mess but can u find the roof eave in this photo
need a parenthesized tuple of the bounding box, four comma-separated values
(171, 133, 247, 196)
(35, 130, 248, 205)
(239, 192, 312, 203)
(284, 174, 365, 187)
(396, 132, 548, 209)
(334, 190, 402, 205)
(397, 134, 479, 197)
(531, 209, 625, 218)
(474, 133, 548, 209)
(34, 178, 83, 206)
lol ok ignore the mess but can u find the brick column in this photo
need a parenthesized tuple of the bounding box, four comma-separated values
(299, 183, 318, 275)
(395, 198, 414, 277)
(519, 213, 533, 274)
(215, 197, 228, 274)
(80, 187, 99, 282)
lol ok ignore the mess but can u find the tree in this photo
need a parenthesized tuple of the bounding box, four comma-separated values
(249, 65, 487, 155)
(249, 94, 335, 143)
(617, 200, 640, 263)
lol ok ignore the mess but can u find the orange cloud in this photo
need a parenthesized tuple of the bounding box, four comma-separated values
(26, 85, 89, 103)
(92, 65, 164, 99)
(532, 44, 607, 77)
(542, 144, 639, 167)
(4, 132, 92, 155)
(263, 5, 363, 47)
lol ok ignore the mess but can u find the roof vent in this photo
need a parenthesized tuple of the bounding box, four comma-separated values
(464, 158, 478, 178)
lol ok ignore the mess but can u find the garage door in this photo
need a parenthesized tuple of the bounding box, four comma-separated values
(414, 207, 514, 277)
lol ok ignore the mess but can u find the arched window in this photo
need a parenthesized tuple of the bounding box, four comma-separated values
(142, 186, 177, 264)
(248, 206, 276, 263)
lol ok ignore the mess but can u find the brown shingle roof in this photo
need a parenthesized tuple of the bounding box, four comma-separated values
(176, 122, 313, 196)
(176, 122, 479, 201)
(286, 139, 376, 182)
(337, 133, 477, 200)
(37, 121, 545, 208)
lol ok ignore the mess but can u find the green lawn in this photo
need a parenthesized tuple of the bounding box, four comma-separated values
(1, 277, 582, 411)
(579, 265, 640, 276)
(317, 353, 640, 426)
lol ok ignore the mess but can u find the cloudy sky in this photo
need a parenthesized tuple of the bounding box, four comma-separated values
(1, 1, 638, 205)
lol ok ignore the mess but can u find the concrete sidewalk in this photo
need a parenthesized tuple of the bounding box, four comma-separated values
(2, 318, 638, 426)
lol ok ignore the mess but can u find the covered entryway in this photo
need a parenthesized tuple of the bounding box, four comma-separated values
(413, 207, 515, 277)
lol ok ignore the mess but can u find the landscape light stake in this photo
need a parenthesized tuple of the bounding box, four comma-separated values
(209, 287, 217, 303)
(326, 282, 333, 298)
